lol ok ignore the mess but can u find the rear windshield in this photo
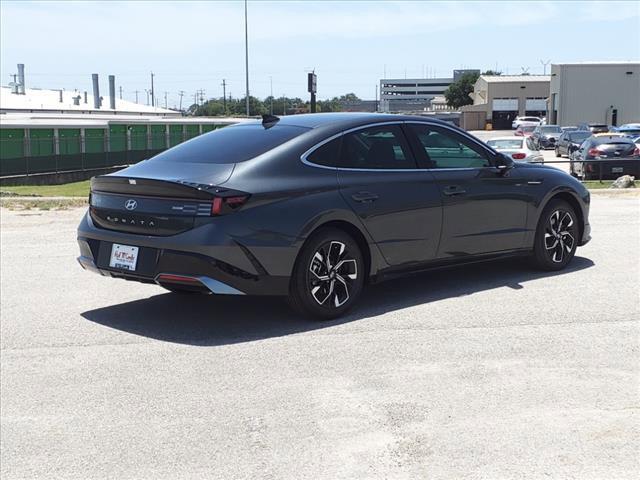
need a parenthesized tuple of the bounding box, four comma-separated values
(522, 126, 536, 131)
(593, 137, 633, 145)
(523, 117, 539, 122)
(487, 139, 523, 149)
(151, 124, 309, 164)
(541, 126, 561, 133)
(568, 132, 591, 142)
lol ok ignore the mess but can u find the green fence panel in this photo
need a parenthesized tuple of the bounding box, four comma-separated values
(169, 125, 184, 147)
(0, 129, 26, 175)
(30, 129, 54, 157)
(201, 124, 217, 134)
(59, 129, 81, 155)
(85, 129, 105, 154)
(109, 125, 127, 152)
(129, 125, 148, 151)
(185, 124, 199, 141)
(150, 125, 166, 150)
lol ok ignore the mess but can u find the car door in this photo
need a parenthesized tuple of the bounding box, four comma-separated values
(405, 122, 533, 258)
(334, 123, 442, 267)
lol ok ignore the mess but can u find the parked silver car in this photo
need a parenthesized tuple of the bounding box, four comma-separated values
(486, 137, 544, 163)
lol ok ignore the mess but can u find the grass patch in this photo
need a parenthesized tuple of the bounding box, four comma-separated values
(0, 180, 90, 197)
(583, 181, 617, 189)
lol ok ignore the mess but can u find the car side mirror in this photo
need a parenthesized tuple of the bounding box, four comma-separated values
(495, 153, 514, 173)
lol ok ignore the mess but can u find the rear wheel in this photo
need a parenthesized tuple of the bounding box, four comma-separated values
(532, 200, 578, 271)
(287, 228, 364, 320)
(555, 147, 561, 158)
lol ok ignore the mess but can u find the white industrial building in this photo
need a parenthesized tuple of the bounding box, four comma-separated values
(548, 61, 640, 126)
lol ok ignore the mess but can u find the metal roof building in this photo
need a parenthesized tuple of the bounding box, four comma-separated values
(0, 86, 178, 116)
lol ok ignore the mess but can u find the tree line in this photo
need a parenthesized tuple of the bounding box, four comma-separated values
(190, 93, 362, 116)
(444, 70, 502, 109)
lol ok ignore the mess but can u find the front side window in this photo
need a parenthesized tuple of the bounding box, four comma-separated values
(339, 125, 415, 169)
(409, 124, 491, 169)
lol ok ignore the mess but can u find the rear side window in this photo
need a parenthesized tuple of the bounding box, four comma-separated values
(306, 137, 342, 167)
(151, 124, 308, 164)
(339, 125, 415, 169)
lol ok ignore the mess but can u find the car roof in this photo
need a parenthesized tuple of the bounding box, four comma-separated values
(256, 112, 453, 130)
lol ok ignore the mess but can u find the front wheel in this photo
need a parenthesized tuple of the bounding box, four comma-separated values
(287, 228, 365, 320)
(531, 200, 578, 271)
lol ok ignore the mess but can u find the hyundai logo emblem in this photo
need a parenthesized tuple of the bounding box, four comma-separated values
(125, 199, 138, 211)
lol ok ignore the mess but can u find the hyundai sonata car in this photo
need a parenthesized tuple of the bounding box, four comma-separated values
(77, 113, 591, 319)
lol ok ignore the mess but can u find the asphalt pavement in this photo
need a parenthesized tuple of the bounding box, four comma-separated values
(1, 193, 639, 479)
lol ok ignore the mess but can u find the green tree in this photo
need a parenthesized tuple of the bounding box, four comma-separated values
(444, 72, 480, 109)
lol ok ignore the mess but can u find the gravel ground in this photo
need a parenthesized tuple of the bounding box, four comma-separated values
(1, 194, 639, 480)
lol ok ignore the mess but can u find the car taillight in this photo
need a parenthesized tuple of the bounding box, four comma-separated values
(586, 164, 594, 173)
(211, 195, 250, 216)
(511, 153, 526, 160)
(588, 148, 602, 157)
(633, 147, 640, 157)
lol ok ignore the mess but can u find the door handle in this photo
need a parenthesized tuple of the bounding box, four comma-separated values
(351, 191, 379, 203)
(442, 185, 467, 196)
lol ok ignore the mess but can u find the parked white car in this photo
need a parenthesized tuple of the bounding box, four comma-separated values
(512, 116, 542, 129)
(486, 136, 544, 163)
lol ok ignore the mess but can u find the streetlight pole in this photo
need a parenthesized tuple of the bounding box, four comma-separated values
(270, 76, 273, 115)
(244, 0, 250, 117)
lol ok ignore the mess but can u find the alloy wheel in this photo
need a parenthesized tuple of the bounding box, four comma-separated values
(544, 209, 576, 263)
(308, 241, 358, 308)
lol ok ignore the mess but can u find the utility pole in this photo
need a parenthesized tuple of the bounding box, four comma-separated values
(375, 84, 378, 112)
(150, 72, 155, 107)
(134, 90, 139, 103)
(269, 76, 273, 115)
(540, 59, 551, 75)
(194, 92, 198, 107)
(221, 79, 227, 114)
(145, 89, 150, 105)
(119, 86, 123, 99)
(178, 90, 185, 111)
(164, 91, 168, 109)
(244, 0, 250, 116)
(282, 93, 286, 116)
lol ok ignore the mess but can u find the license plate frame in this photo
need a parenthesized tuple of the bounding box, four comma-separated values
(109, 243, 139, 271)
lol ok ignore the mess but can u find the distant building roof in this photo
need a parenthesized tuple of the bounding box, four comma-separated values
(0, 86, 178, 116)
(480, 75, 551, 83)
(552, 61, 640, 66)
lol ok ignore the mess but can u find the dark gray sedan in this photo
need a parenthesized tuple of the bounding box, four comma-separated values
(78, 113, 591, 319)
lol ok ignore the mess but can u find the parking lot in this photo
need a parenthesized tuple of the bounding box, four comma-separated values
(1, 192, 639, 479)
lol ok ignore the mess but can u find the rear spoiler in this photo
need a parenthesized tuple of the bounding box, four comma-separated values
(90, 176, 217, 200)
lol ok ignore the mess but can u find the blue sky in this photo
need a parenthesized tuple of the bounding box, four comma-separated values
(1, 0, 639, 108)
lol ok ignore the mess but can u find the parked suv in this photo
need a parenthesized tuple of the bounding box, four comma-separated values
(512, 116, 542, 129)
(531, 125, 562, 149)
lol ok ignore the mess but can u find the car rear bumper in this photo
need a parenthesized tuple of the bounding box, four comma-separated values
(581, 159, 640, 180)
(76, 210, 291, 296)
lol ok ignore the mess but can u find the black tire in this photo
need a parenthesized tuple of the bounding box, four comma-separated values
(287, 228, 365, 320)
(555, 147, 561, 158)
(531, 200, 579, 271)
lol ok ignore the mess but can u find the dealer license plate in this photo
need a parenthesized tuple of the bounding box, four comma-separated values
(109, 243, 139, 271)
